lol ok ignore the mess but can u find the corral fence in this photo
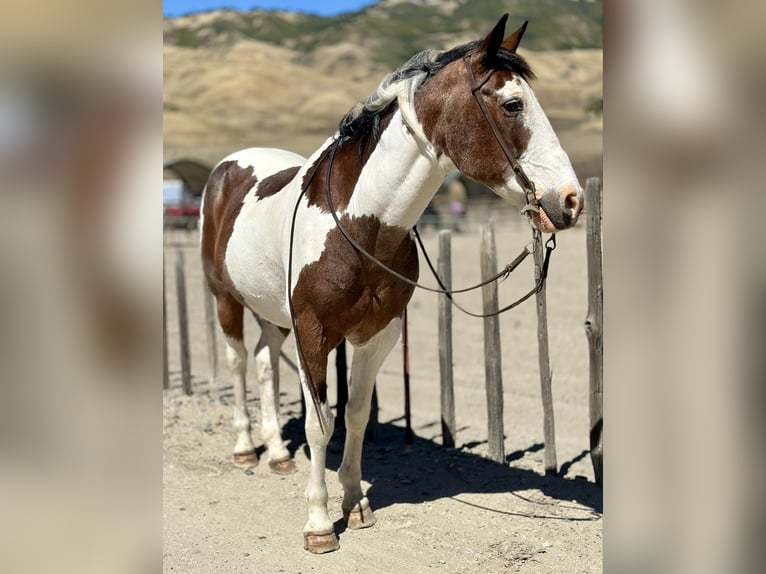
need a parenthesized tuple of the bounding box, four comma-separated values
(163, 178, 603, 484)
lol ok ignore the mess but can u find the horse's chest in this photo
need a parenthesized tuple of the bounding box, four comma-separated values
(292, 225, 418, 344)
(347, 274, 416, 344)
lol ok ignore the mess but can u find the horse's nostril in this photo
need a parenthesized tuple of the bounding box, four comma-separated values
(563, 189, 580, 213)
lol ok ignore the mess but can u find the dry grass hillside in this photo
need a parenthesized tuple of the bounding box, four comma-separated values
(163, 19, 602, 182)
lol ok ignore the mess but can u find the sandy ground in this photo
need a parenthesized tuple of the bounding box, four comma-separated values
(163, 205, 602, 573)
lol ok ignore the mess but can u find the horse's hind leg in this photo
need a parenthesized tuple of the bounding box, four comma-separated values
(339, 317, 402, 529)
(253, 318, 295, 474)
(216, 294, 257, 466)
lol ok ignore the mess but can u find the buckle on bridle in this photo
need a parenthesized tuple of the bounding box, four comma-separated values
(520, 203, 539, 215)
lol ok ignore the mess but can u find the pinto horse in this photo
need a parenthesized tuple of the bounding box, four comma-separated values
(200, 15, 583, 553)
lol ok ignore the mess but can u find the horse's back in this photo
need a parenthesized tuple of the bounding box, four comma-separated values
(201, 147, 305, 301)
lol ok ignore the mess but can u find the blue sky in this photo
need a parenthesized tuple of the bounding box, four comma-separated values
(163, 0, 378, 17)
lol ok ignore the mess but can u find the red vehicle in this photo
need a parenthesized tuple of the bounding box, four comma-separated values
(163, 159, 211, 230)
(163, 179, 200, 229)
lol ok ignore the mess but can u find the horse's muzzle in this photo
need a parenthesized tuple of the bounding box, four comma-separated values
(538, 185, 583, 230)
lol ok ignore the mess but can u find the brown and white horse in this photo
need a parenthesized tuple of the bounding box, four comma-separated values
(200, 15, 583, 553)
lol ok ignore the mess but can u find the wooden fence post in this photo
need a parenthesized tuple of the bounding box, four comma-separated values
(365, 384, 378, 443)
(402, 307, 413, 444)
(534, 230, 558, 474)
(175, 248, 192, 395)
(584, 177, 604, 485)
(438, 230, 456, 447)
(203, 286, 218, 388)
(336, 340, 348, 428)
(481, 221, 505, 463)
(163, 261, 169, 390)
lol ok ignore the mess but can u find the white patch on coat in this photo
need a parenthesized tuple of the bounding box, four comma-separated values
(223, 146, 337, 328)
(347, 110, 446, 229)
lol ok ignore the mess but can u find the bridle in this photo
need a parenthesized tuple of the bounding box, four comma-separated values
(462, 55, 541, 217)
(287, 52, 556, 428)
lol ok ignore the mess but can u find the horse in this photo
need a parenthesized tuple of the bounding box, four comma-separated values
(200, 15, 583, 554)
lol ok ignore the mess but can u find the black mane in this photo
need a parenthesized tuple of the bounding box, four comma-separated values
(337, 40, 535, 156)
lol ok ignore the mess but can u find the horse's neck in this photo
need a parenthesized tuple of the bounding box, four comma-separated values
(348, 110, 445, 229)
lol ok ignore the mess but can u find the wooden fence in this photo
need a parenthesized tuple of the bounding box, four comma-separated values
(163, 178, 603, 481)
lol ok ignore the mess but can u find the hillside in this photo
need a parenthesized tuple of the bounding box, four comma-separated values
(163, 1, 602, 181)
(165, 0, 602, 67)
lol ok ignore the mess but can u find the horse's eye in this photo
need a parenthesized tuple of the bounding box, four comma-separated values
(502, 98, 523, 115)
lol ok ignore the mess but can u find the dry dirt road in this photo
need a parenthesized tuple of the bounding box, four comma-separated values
(163, 206, 602, 573)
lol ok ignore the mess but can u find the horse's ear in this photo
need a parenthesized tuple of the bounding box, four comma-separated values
(479, 14, 508, 63)
(501, 21, 528, 54)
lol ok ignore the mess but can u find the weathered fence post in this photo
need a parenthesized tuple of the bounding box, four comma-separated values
(365, 384, 378, 443)
(438, 230, 456, 447)
(481, 221, 505, 463)
(402, 307, 413, 444)
(534, 229, 558, 474)
(175, 248, 192, 395)
(163, 262, 169, 390)
(336, 340, 348, 428)
(203, 286, 218, 388)
(584, 177, 604, 485)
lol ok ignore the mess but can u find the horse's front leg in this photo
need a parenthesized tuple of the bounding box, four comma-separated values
(339, 318, 402, 529)
(295, 316, 338, 553)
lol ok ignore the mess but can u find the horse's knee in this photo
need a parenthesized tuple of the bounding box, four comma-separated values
(344, 400, 370, 433)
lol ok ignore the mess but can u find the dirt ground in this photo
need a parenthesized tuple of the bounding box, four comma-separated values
(163, 205, 602, 573)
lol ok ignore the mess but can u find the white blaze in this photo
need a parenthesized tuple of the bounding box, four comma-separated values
(494, 78, 580, 205)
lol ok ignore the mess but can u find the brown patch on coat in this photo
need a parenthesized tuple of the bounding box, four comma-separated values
(200, 160, 258, 328)
(414, 53, 530, 187)
(302, 108, 395, 214)
(291, 215, 417, 402)
(256, 166, 300, 201)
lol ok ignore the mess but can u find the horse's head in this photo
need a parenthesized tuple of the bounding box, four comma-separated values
(414, 15, 583, 232)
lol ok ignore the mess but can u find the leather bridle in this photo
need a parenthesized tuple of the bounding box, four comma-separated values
(463, 54, 540, 217)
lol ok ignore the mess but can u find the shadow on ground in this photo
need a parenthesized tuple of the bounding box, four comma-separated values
(206, 384, 602, 521)
(167, 380, 601, 547)
(273, 413, 602, 531)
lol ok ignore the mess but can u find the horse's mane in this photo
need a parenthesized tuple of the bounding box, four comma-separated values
(337, 40, 535, 155)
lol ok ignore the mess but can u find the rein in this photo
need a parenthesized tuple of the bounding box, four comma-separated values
(413, 226, 555, 318)
(320, 139, 543, 303)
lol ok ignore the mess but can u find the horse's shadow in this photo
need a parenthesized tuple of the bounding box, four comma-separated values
(277, 413, 602, 536)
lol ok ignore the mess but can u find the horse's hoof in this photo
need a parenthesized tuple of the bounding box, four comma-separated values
(268, 457, 297, 475)
(233, 451, 258, 467)
(303, 531, 339, 554)
(343, 501, 377, 530)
